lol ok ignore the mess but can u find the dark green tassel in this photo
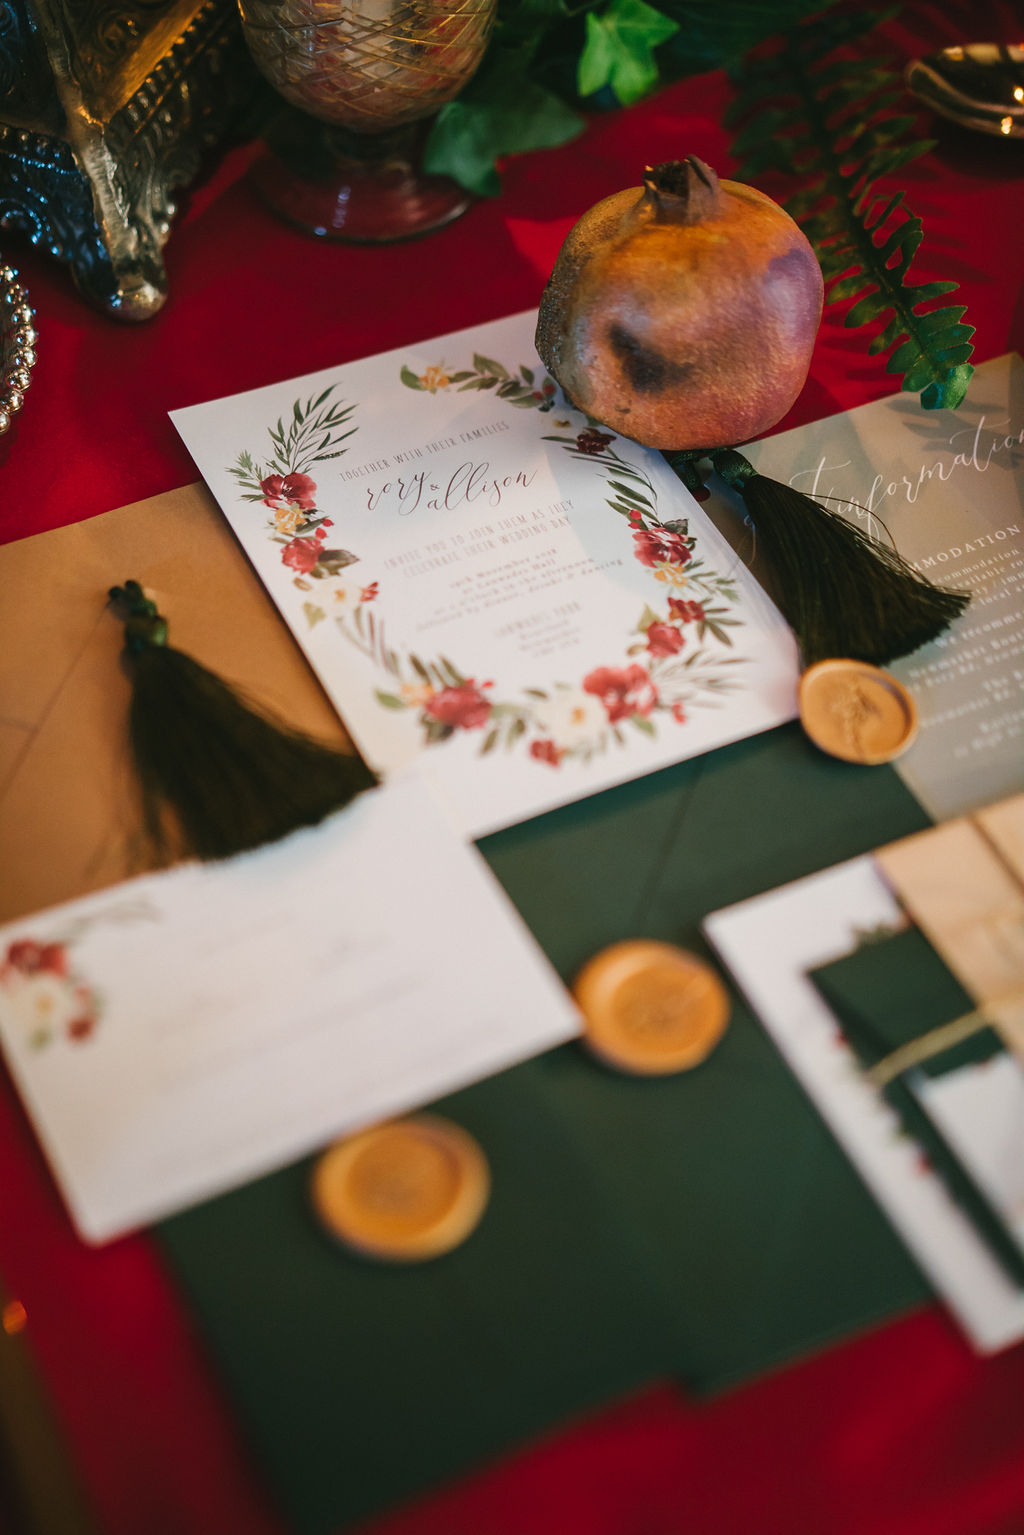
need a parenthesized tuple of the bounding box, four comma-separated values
(109, 580, 377, 862)
(666, 448, 970, 667)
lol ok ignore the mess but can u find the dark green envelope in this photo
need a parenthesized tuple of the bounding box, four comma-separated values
(811, 927, 1024, 1288)
(156, 724, 935, 1534)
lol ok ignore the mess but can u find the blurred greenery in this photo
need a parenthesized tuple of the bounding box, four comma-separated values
(424, 0, 973, 410)
(727, 8, 975, 408)
(424, 0, 838, 194)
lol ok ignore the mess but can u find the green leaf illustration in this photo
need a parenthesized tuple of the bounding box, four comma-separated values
(727, 10, 975, 409)
(473, 353, 510, 380)
(375, 691, 407, 709)
(579, 0, 679, 105)
(438, 655, 467, 686)
(423, 719, 456, 745)
(400, 366, 425, 390)
(608, 479, 653, 507)
(318, 548, 359, 575)
(302, 602, 326, 629)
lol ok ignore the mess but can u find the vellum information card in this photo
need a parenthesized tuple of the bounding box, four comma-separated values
(742, 353, 1024, 821)
(172, 310, 799, 839)
(0, 779, 579, 1243)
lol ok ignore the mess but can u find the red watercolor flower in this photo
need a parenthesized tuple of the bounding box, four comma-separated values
(260, 472, 318, 510)
(645, 621, 685, 658)
(632, 526, 694, 570)
(583, 664, 658, 723)
(3, 940, 68, 978)
(67, 1013, 96, 1042)
(360, 582, 380, 602)
(668, 598, 706, 624)
(281, 537, 321, 574)
(672, 701, 687, 724)
(529, 739, 563, 767)
(575, 429, 615, 455)
(423, 680, 493, 730)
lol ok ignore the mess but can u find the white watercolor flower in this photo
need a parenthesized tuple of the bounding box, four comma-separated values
(534, 687, 606, 750)
(7, 973, 74, 1047)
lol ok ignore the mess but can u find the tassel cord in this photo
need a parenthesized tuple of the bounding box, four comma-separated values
(664, 449, 970, 666)
(109, 582, 376, 862)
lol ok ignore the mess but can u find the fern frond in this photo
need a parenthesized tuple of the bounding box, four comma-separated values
(727, 11, 975, 410)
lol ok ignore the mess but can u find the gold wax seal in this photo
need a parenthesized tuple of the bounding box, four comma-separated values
(572, 939, 730, 1075)
(311, 1115, 490, 1262)
(798, 659, 918, 765)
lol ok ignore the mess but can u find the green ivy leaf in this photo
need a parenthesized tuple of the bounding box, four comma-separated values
(579, 0, 679, 105)
(424, 52, 584, 197)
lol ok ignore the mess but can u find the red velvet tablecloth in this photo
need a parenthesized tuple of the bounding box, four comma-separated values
(3, 3, 1024, 1531)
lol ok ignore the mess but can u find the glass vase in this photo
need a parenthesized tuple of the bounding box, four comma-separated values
(239, 0, 496, 241)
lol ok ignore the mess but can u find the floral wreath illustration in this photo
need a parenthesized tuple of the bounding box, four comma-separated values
(0, 939, 100, 1050)
(0, 900, 157, 1052)
(228, 353, 746, 769)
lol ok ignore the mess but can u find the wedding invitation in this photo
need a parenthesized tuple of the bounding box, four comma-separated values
(705, 825, 1024, 1354)
(171, 310, 799, 838)
(739, 353, 1024, 821)
(0, 778, 578, 1243)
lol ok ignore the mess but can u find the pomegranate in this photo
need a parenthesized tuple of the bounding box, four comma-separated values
(535, 157, 823, 450)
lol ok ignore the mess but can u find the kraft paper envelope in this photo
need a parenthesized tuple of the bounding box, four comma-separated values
(0, 482, 354, 924)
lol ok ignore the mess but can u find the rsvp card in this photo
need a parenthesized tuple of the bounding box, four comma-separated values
(171, 310, 799, 838)
(0, 778, 579, 1243)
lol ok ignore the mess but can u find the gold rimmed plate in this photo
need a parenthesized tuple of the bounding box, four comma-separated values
(906, 42, 1024, 139)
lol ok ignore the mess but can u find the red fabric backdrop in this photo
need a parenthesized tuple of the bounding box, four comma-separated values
(3, 2, 1024, 1531)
